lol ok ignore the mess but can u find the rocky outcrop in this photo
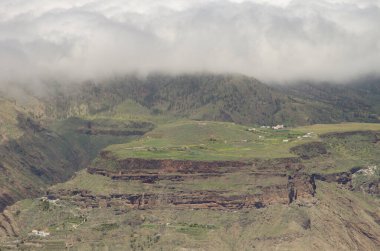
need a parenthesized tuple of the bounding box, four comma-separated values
(49, 168, 317, 210)
(88, 156, 250, 186)
(288, 174, 316, 204)
(76, 156, 318, 210)
(47, 189, 287, 210)
(313, 172, 352, 185)
(358, 180, 380, 195)
(313, 167, 364, 188)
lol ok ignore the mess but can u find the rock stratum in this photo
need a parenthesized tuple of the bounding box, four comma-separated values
(49, 157, 324, 211)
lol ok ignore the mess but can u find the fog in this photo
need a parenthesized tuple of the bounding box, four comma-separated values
(1, 0, 380, 86)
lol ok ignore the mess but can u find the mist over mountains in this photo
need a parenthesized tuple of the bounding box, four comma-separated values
(2, 2, 380, 249)
(1, 0, 380, 86)
(17, 73, 376, 126)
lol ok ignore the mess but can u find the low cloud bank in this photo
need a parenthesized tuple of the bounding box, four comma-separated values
(1, 0, 380, 85)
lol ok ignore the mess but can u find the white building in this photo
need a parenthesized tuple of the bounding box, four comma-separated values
(32, 230, 50, 237)
(272, 125, 284, 130)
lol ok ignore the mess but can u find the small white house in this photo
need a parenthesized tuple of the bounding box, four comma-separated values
(32, 230, 50, 237)
(272, 125, 284, 130)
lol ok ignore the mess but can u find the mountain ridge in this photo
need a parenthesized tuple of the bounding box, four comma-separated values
(32, 73, 380, 126)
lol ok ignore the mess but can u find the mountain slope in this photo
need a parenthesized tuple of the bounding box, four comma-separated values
(40, 74, 380, 126)
(1, 73, 379, 212)
(0, 97, 152, 211)
(1, 122, 379, 250)
(0, 98, 84, 211)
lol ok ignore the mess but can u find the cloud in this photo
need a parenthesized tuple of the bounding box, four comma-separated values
(0, 0, 380, 85)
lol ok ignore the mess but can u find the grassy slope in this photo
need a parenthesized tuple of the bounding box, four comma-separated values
(303, 132, 380, 174)
(104, 121, 380, 161)
(104, 120, 306, 161)
(296, 122, 380, 134)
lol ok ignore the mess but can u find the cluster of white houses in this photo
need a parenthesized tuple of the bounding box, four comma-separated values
(259, 124, 285, 130)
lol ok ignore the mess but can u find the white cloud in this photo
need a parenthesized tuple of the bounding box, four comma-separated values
(0, 0, 380, 85)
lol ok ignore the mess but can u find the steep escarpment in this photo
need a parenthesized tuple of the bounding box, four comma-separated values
(49, 156, 317, 210)
(46, 174, 316, 211)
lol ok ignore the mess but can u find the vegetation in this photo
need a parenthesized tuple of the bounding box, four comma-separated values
(43, 74, 380, 126)
(1, 75, 380, 250)
(4, 181, 380, 250)
(103, 120, 306, 161)
(103, 121, 380, 162)
(50, 117, 153, 159)
(302, 131, 380, 174)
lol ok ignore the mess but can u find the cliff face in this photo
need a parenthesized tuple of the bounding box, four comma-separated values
(47, 174, 315, 211)
(288, 174, 316, 204)
(31, 155, 380, 250)
(50, 157, 317, 210)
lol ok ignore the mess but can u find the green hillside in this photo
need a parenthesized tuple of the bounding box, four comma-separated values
(41, 74, 380, 126)
(0, 98, 152, 211)
(104, 121, 380, 162)
(0, 74, 379, 250)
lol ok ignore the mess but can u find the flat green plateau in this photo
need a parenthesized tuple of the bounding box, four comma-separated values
(104, 121, 380, 161)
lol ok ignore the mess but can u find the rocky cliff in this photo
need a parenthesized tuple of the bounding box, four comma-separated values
(48, 157, 318, 211)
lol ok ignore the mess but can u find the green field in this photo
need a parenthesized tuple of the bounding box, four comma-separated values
(295, 123, 380, 134)
(104, 121, 380, 161)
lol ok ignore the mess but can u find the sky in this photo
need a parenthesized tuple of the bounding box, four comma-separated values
(1, 0, 380, 85)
